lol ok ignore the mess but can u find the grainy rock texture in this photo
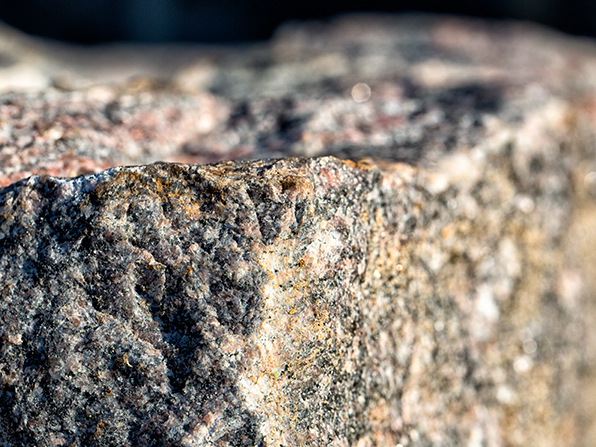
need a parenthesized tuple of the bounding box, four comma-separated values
(0, 14, 596, 447)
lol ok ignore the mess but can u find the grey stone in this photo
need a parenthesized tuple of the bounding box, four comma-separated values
(0, 13, 595, 447)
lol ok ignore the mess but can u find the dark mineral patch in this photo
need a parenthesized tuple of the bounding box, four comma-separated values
(0, 163, 273, 446)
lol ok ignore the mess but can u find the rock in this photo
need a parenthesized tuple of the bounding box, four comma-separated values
(0, 13, 596, 447)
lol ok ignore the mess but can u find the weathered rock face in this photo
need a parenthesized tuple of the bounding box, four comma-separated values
(0, 13, 595, 447)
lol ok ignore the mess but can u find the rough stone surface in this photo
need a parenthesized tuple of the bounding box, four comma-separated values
(0, 13, 596, 447)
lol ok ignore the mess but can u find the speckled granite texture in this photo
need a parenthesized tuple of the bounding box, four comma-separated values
(0, 14, 596, 447)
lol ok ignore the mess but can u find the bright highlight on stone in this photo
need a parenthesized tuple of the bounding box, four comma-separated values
(351, 82, 371, 102)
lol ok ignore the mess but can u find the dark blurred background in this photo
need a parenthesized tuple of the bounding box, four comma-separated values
(0, 0, 594, 44)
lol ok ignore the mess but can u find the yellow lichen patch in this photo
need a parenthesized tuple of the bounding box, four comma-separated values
(237, 162, 378, 445)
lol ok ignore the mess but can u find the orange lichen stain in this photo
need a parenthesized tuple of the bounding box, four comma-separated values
(93, 420, 105, 439)
(354, 158, 379, 172)
(441, 225, 453, 239)
(375, 208, 384, 226)
(180, 200, 203, 219)
(279, 175, 313, 200)
(359, 209, 370, 223)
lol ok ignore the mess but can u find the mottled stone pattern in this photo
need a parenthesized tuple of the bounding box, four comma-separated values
(0, 132, 593, 446)
(3, 15, 596, 187)
(0, 12, 595, 447)
(0, 88, 226, 187)
(0, 159, 392, 446)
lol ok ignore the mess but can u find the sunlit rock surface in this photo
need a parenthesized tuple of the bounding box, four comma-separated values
(0, 14, 596, 447)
